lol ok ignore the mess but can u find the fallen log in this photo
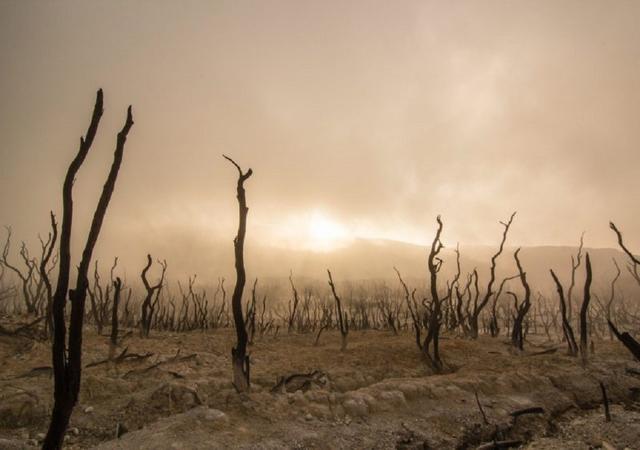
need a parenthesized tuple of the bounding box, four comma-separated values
(510, 407, 545, 419)
(609, 320, 640, 361)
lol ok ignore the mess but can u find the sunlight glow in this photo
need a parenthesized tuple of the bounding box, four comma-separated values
(307, 210, 350, 251)
(268, 209, 353, 252)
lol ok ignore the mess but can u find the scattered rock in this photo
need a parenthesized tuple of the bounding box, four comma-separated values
(343, 398, 368, 417)
(187, 406, 229, 429)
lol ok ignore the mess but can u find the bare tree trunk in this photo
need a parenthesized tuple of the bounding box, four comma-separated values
(567, 233, 584, 324)
(579, 253, 592, 362)
(39, 213, 58, 340)
(327, 269, 349, 351)
(422, 216, 444, 370)
(288, 271, 299, 333)
(469, 212, 516, 338)
(224, 155, 253, 393)
(140, 254, 167, 338)
(111, 277, 122, 347)
(610, 222, 640, 286)
(608, 320, 640, 361)
(550, 269, 578, 356)
(44, 90, 133, 450)
(510, 249, 531, 351)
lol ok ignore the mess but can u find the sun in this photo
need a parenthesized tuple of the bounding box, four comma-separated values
(268, 209, 352, 252)
(307, 210, 350, 252)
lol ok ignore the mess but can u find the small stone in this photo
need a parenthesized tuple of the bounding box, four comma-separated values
(36, 433, 45, 441)
(189, 407, 230, 429)
(343, 398, 369, 417)
(69, 427, 80, 436)
(84, 406, 94, 413)
(305, 413, 313, 421)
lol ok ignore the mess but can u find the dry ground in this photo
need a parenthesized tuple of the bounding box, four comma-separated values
(1, 321, 640, 449)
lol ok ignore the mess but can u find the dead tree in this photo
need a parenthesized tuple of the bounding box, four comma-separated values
(111, 277, 122, 347)
(395, 267, 421, 349)
(327, 269, 348, 351)
(468, 212, 516, 338)
(1, 228, 37, 314)
(579, 253, 592, 361)
(549, 269, 578, 356)
(39, 213, 58, 339)
(287, 270, 300, 333)
(446, 244, 462, 332)
(610, 222, 640, 286)
(510, 248, 531, 351)
(224, 155, 253, 392)
(606, 222, 640, 359)
(489, 274, 519, 337)
(606, 259, 621, 326)
(44, 89, 133, 449)
(422, 215, 445, 370)
(139, 255, 167, 337)
(0, 264, 17, 313)
(567, 233, 585, 324)
(88, 260, 111, 335)
(608, 320, 640, 361)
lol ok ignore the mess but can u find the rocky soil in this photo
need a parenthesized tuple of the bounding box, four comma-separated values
(1, 322, 639, 449)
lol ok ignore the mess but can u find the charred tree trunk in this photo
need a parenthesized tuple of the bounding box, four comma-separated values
(489, 274, 518, 338)
(44, 90, 133, 450)
(111, 277, 122, 347)
(39, 213, 58, 340)
(469, 212, 516, 338)
(224, 155, 253, 392)
(579, 253, 592, 362)
(139, 254, 166, 338)
(550, 269, 578, 356)
(422, 215, 444, 370)
(609, 222, 640, 286)
(394, 267, 421, 350)
(608, 320, 640, 361)
(510, 249, 531, 351)
(327, 269, 349, 351)
(288, 271, 299, 333)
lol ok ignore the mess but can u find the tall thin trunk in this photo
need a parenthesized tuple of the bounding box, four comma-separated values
(224, 155, 253, 392)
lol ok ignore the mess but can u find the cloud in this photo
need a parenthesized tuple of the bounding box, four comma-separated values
(1, 0, 639, 268)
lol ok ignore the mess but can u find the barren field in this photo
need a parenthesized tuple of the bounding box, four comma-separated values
(1, 322, 640, 450)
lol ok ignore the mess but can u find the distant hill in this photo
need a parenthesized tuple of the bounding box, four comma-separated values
(99, 231, 638, 298)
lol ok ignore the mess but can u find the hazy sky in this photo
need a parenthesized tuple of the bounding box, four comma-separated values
(1, 0, 639, 270)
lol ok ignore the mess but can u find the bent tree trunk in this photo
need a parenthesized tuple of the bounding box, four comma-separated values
(469, 212, 516, 338)
(224, 155, 253, 392)
(44, 90, 133, 450)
